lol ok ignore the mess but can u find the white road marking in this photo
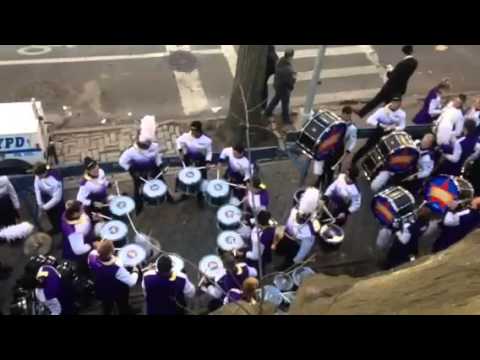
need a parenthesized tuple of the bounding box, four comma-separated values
(291, 88, 382, 107)
(17, 45, 77, 56)
(165, 45, 209, 116)
(283, 45, 373, 60)
(220, 45, 238, 77)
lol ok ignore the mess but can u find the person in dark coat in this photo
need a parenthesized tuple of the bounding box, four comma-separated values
(264, 49, 297, 124)
(262, 45, 279, 110)
(357, 45, 418, 118)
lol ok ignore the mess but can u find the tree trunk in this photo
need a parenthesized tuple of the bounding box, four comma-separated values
(225, 45, 268, 145)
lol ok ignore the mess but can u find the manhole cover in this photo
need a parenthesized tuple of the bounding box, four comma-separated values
(168, 50, 198, 73)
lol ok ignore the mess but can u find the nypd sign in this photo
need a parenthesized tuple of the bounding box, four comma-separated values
(0, 136, 30, 151)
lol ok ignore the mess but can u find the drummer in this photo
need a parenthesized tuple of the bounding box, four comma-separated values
(61, 201, 96, 275)
(241, 210, 275, 273)
(351, 96, 407, 167)
(243, 176, 270, 220)
(77, 157, 111, 217)
(119, 115, 175, 215)
(465, 97, 480, 135)
(0, 176, 21, 228)
(223, 277, 259, 306)
(34, 263, 76, 315)
(202, 253, 258, 311)
(218, 144, 252, 201)
(432, 197, 480, 254)
(323, 167, 362, 227)
(313, 106, 358, 190)
(33, 162, 65, 235)
(273, 187, 321, 270)
(384, 206, 433, 270)
(88, 240, 139, 315)
(435, 120, 480, 177)
(142, 254, 196, 315)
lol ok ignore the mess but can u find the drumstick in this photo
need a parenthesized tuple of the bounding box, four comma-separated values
(114, 181, 121, 196)
(195, 166, 207, 171)
(139, 177, 149, 183)
(227, 182, 248, 190)
(154, 166, 170, 181)
(216, 167, 220, 180)
(92, 212, 113, 221)
(181, 161, 187, 169)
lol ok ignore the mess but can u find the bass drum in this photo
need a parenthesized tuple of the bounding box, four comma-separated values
(378, 132, 419, 174)
(361, 147, 385, 181)
(463, 160, 480, 196)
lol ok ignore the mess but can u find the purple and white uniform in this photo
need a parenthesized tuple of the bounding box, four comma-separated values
(35, 265, 73, 315)
(433, 208, 480, 253)
(119, 143, 163, 173)
(204, 263, 258, 300)
(286, 208, 318, 264)
(176, 132, 213, 162)
(142, 270, 195, 315)
(34, 170, 64, 211)
(246, 188, 270, 213)
(77, 169, 110, 206)
(61, 213, 94, 261)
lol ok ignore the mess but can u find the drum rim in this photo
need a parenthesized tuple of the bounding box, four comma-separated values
(199, 255, 224, 278)
(207, 179, 230, 197)
(110, 196, 136, 215)
(217, 231, 244, 251)
(372, 187, 415, 226)
(118, 244, 147, 266)
(100, 220, 128, 241)
(178, 167, 202, 185)
(217, 205, 242, 224)
(292, 267, 316, 286)
(143, 179, 167, 197)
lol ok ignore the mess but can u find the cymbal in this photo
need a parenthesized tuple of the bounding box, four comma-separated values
(24, 233, 53, 257)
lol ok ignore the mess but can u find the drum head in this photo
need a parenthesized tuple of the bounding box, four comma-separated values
(200, 180, 210, 193)
(169, 254, 185, 274)
(425, 175, 460, 215)
(372, 187, 415, 227)
(259, 285, 284, 306)
(199, 255, 224, 279)
(386, 147, 419, 173)
(217, 231, 245, 252)
(372, 194, 399, 228)
(207, 180, 230, 198)
(179, 167, 202, 185)
(118, 245, 146, 267)
(217, 205, 242, 227)
(316, 122, 347, 159)
(94, 222, 106, 237)
(143, 180, 167, 199)
(273, 273, 294, 292)
(100, 221, 128, 242)
(110, 196, 135, 217)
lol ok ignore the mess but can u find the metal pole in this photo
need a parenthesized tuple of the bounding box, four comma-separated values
(300, 45, 327, 187)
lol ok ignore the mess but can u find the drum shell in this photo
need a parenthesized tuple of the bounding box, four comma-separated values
(110, 196, 136, 222)
(101, 221, 129, 248)
(361, 148, 385, 181)
(378, 132, 419, 174)
(142, 180, 167, 206)
(372, 187, 416, 228)
(216, 206, 242, 232)
(176, 168, 202, 195)
(205, 181, 231, 208)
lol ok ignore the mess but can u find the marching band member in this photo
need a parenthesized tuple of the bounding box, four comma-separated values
(142, 255, 196, 315)
(88, 240, 138, 315)
(244, 177, 270, 219)
(33, 163, 64, 235)
(433, 197, 480, 253)
(203, 253, 258, 311)
(435, 94, 467, 149)
(465, 97, 480, 135)
(412, 80, 450, 124)
(218, 144, 252, 201)
(243, 210, 275, 272)
(0, 176, 21, 228)
(176, 121, 213, 204)
(223, 277, 259, 306)
(436, 120, 480, 177)
(273, 187, 321, 270)
(351, 96, 406, 166)
(35, 263, 75, 315)
(119, 115, 174, 214)
(77, 157, 111, 216)
(60, 201, 95, 274)
(323, 167, 362, 227)
(385, 206, 433, 269)
(313, 106, 358, 190)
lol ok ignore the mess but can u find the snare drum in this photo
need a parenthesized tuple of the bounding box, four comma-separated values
(378, 132, 419, 174)
(109, 196, 136, 221)
(425, 175, 475, 215)
(100, 220, 129, 247)
(142, 180, 167, 206)
(257, 285, 284, 307)
(273, 273, 295, 292)
(292, 267, 316, 287)
(293, 188, 306, 208)
(372, 186, 416, 229)
(319, 224, 345, 253)
(206, 179, 231, 207)
(169, 253, 185, 274)
(217, 231, 245, 256)
(134, 234, 161, 263)
(118, 244, 147, 268)
(296, 110, 347, 160)
(361, 147, 385, 181)
(199, 255, 225, 280)
(217, 205, 243, 231)
(176, 167, 202, 195)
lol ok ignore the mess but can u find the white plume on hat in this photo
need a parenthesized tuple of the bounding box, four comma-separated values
(139, 115, 157, 143)
(0, 222, 35, 243)
(298, 187, 320, 215)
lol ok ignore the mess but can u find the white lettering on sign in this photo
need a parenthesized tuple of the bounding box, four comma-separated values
(17, 45, 77, 56)
(0, 137, 30, 150)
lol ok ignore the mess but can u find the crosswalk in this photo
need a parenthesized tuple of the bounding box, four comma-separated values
(167, 45, 385, 117)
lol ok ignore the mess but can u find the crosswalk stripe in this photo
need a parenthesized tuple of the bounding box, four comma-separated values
(286, 46, 370, 60)
(268, 65, 381, 85)
(220, 45, 238, 77)
(291, 88, 381, 107)
(165, 45, 209, 116)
